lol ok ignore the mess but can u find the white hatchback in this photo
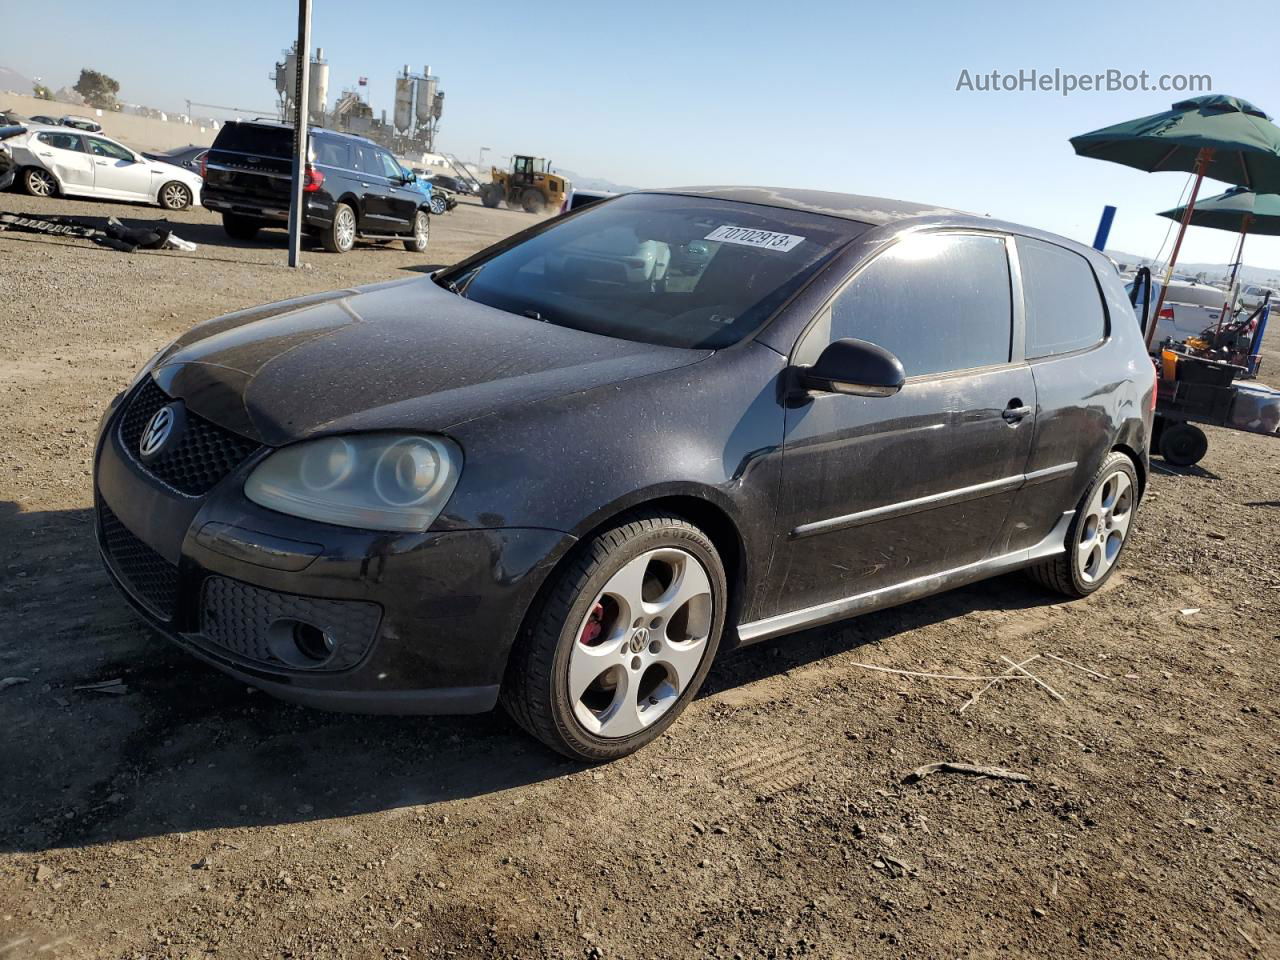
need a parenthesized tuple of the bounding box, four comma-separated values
(11, 127, 202, 210)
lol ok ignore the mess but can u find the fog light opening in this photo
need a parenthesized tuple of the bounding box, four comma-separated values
(266, 618, 337, 668)
(293, 622, 335, 662)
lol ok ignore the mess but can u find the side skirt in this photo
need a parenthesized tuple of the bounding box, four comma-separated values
(735, 511, 1074, 645)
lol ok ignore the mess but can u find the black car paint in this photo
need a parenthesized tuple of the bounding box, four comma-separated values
(200, 121, 427, 238)
(94, 188, 1154, 713)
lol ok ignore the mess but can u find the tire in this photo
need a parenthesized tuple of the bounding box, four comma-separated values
(501, 512, 727, 761)
(221, 213, 260, 241)
(158, 181, 192, 211)
(521, 189, 545, 214)
(481, 185, 501, 208)
(1026, 451, 1140, 599)
(23, 167, 57, 198)
(403, 209, 430, 253)
(323, 202, 356, 254)
(429, 194, 447, 216)
(1159, 422, 1208, 467)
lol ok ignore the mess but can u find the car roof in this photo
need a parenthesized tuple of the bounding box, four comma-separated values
(641, 185, 1109, 266)
(223, 118, 378, 148)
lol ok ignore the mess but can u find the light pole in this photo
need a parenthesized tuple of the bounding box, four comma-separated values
(286, 0, 313, 269)
(478, 146, 490, 169)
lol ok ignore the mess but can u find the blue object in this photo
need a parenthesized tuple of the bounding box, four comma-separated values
(1092, 205, 1117, 251)
(402, 166, 432, 201)
(1249, 302, 1270, 376)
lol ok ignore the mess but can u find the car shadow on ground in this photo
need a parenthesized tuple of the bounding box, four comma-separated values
(0, 501, 1059, 855)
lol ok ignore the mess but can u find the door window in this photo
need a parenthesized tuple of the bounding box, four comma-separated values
(1017, 236, 1107, 358)
(36, 131, 84, 152)
(86, 138, 135, 162)
(376, 151, 403, 180)
(353, 145, 382, 177)
(810, 233, 1013, 376)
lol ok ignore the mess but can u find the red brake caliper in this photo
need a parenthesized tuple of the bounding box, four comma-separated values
(579, 602, 605, 646)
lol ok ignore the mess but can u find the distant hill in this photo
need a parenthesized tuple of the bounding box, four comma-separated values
(555, 168, 640, 194)
(0, 65, 35, 96)
(1105, 249, 1280, 287)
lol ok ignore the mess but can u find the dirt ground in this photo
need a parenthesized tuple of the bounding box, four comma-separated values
(0, 190, 1277, 959)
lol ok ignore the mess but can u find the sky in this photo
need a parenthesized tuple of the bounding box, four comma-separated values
(5, 0, 1280, 274)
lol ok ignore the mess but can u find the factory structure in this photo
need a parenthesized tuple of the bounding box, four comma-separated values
(271, 46, 446, 155)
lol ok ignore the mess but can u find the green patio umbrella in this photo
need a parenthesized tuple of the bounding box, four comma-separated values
(1071, 95, 1280, 344)
(1159, 186, 1280, 333)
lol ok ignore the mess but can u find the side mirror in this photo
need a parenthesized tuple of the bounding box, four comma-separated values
(798, 338, 905, 397)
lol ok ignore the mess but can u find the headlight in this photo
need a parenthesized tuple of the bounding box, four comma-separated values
(244, 434, 462, 532)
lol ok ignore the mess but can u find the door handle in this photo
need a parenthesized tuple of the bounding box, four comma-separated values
(360, 182, 370, 187)
(95, 160, 108, 166)
(1002, 401, 1033, 423)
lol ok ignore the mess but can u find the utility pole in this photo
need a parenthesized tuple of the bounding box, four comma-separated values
(287, 0, 313, 268)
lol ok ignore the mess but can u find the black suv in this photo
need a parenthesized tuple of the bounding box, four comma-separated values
(202, 121, 431, 254)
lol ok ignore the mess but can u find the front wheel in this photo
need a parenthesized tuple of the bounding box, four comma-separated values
(23, 167, 58, 197)
(323, 202, 356, 254)
(502, 513, 726, 761)
(158, 181, 192, 211)
(403, 209, 430, 252)
(1026, 451, 1139, 598)
(481, 185, 501, 208)
(521, 189, 545, 214)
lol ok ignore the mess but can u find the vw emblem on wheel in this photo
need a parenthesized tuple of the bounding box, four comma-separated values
(139, 403, 183, 460)
(629, 627, 649, 653)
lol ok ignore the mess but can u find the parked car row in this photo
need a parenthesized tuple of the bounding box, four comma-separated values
(2, 117, 444, 254)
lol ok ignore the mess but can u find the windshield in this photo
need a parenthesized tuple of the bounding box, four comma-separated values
(438, 193, 864, 348)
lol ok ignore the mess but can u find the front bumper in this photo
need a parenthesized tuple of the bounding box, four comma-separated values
(94, 381, 571, 714)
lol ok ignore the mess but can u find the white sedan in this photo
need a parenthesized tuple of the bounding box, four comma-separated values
(10, 127, 202, 210)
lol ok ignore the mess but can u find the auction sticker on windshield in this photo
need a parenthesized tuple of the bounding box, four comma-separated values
(704, 224, 806, 252)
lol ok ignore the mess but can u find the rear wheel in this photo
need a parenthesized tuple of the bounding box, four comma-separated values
(1026, 451, 1139, 598)
(221, 213, 260, 241)
(403, 209, 430, 253)
(429, 194, 448, 216)
(521, 189, 545, 214)
(1159, 422, 1208, 467)
(502, 513, 726, 761)
(23, 167, 57, 197)
(323, 202, 356, 254)
(158, 181, 192, 211)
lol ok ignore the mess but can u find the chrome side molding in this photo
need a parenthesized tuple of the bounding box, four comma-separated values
(737, 510, 1075, 645)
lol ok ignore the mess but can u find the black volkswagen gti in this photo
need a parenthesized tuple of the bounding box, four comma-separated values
(94, 187, 1155, 761)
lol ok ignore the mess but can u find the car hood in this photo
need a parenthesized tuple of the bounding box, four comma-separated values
(152, 276, 709, 446)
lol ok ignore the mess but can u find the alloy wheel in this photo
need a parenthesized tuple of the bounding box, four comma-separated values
(568, 548, 714, 738)
(335, 207, 356, 250)
(1076, 469, 1133, 584)
(27, 169, 54, 196)
(414, 212, 429, 247)
(161, 183, 189, 209)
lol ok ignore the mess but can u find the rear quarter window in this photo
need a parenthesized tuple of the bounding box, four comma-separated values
(1017, 236, 1106, 359)
(313, 139, 351, 168)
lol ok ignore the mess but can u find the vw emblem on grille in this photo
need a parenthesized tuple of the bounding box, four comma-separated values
(139, 403, 184, 461)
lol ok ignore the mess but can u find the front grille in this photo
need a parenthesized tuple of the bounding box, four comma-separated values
(200, 577, 381, 672)
(119, 377, 260, 496)
(99, 503, 179, 618)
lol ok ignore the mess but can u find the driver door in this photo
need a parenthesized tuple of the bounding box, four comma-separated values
(85, 136, 152, 200)
(767, 231, 1036, 614)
